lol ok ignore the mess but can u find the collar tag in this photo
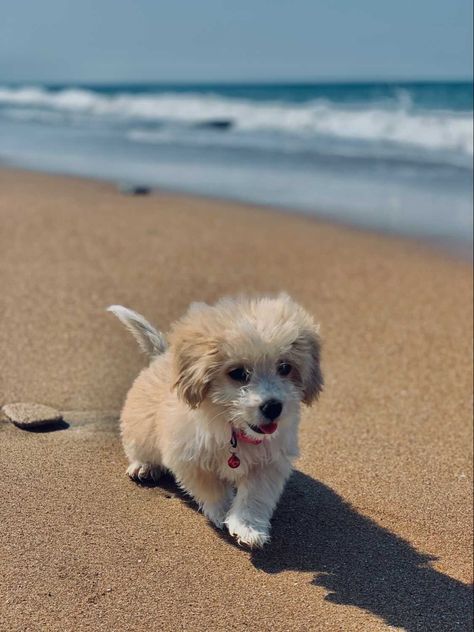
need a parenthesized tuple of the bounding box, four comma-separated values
(227, 453, 240, 468)
(228, 429, 240, 468)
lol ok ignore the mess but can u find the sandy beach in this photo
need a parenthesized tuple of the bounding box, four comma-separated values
(0, 167, 472, 631)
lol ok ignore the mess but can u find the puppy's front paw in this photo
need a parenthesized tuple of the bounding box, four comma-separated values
(203, 503, 227, 530)
(225, 515, 270, 548)
(202, 491, 234, 529)
(126, 462, 161, 483)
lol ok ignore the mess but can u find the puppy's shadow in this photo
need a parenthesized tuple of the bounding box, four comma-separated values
(249, 472, 472, 632)
(134, 471, 178, 494)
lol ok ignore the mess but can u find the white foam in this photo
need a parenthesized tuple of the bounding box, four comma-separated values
(0, 85, 472, 156)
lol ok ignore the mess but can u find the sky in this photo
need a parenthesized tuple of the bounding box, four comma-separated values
(0, 0, 472, 83)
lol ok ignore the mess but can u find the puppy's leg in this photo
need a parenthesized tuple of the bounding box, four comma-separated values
(225, 459, 292, 548)
(175, 466, 234, 529)
(126, 461, 162, 483)
(123, 442, 163, 483)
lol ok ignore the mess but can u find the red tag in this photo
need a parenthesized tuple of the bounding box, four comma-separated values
(227, 454, 240, 469)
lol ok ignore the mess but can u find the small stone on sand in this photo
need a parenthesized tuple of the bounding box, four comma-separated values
(2, 403, 63, 429)
(118, 183, 151, 196)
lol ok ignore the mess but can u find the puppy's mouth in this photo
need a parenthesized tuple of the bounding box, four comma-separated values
(248, 422, 278, 435)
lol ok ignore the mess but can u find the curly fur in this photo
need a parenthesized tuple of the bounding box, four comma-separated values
(109, 293, 323, 547)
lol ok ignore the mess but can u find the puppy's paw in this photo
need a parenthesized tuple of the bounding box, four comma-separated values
(202, 492, 234, 529)
(126, 462, 161, 483)
(225, 515, 270, 548)
(203, 503, 226, 529)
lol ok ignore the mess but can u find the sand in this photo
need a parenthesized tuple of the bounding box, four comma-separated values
(0, 167, 472, 631)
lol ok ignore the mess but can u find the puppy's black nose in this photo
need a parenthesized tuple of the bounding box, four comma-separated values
(260, 399, 282, 421)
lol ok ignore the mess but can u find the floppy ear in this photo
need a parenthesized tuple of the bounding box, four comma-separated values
(172, 331, 219, 409)
(293, 326, 324, 406)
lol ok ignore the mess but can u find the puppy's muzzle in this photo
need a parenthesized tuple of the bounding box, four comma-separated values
(259, 399, 283, 421)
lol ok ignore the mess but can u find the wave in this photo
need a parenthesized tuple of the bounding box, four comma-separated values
(0, 85, 472, 156)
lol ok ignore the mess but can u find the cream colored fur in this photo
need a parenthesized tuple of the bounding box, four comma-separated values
(109, 294, 323, 548)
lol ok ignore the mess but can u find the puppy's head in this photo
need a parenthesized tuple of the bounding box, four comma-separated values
(169, 294, 323, 440)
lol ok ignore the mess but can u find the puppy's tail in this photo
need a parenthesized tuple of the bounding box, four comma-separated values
(107, 305, 167, 358)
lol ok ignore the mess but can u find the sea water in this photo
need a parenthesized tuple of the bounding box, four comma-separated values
(0, 81, 472, 246)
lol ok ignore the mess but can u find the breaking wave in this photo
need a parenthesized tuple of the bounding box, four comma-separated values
(0, 85, 472, 156)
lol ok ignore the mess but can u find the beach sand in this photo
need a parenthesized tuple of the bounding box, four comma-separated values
(0, 167, 472, 631)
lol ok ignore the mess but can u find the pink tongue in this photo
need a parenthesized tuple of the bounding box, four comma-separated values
(260, 422, 278, 434)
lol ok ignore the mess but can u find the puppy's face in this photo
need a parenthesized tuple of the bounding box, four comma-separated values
(170, 294, 323, 440)
(208, 350, 309, 440)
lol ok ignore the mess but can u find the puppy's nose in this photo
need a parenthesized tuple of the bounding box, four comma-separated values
(260, 399, 282, 421)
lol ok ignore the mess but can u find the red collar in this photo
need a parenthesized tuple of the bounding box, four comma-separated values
(234, 429, 263, 445)
(228, 428, 262, 469)
(235, 430, 263, 445)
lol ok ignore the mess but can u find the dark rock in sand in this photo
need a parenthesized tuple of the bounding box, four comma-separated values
(2, 402, 63, 429)
(118, 184, 151, 196)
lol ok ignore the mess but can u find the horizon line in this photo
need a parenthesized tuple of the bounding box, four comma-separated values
(1, 76, 473, 87)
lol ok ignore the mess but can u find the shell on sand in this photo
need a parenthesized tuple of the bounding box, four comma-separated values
(2, 402, 63, 428)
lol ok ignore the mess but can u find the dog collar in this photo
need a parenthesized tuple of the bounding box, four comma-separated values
(235, 429, 263, 446)
(227, 428, 263, 469)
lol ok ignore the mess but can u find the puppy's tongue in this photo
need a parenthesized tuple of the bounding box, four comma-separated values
(260, 421, 278, 435)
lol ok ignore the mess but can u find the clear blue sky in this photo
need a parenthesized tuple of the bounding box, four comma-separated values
(1, 0, 472, 83)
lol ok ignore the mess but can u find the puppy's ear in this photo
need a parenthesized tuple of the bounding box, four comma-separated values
(171, 329, 219, 409)
(293, 325, 323, 406)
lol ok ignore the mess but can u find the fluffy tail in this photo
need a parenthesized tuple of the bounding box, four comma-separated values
(107, 305, 167, 358)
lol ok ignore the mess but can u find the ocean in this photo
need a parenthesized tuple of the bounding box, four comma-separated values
(0, 81, 472, 246)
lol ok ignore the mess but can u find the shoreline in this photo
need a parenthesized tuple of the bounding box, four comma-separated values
(0, 166, 472, 631)
(1, 161, 472, 261)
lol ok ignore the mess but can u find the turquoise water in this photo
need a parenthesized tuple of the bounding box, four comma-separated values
(0, 81, 472, 246)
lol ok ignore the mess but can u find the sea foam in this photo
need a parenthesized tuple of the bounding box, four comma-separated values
(0, 85, 472, 156)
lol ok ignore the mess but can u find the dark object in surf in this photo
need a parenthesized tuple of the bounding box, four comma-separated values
(195, 119, 233, 131)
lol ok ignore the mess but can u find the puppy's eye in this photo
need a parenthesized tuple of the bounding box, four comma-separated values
(228, 367, 250, 384)
(277, 362, 292, 377)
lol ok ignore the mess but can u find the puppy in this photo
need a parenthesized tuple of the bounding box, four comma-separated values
(108, 294, 323, 548)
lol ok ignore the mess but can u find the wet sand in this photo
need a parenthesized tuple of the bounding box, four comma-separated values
(0, 167, 472, 631)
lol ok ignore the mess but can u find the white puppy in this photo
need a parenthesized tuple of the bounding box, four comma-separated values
(108, 294, 323, 548)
